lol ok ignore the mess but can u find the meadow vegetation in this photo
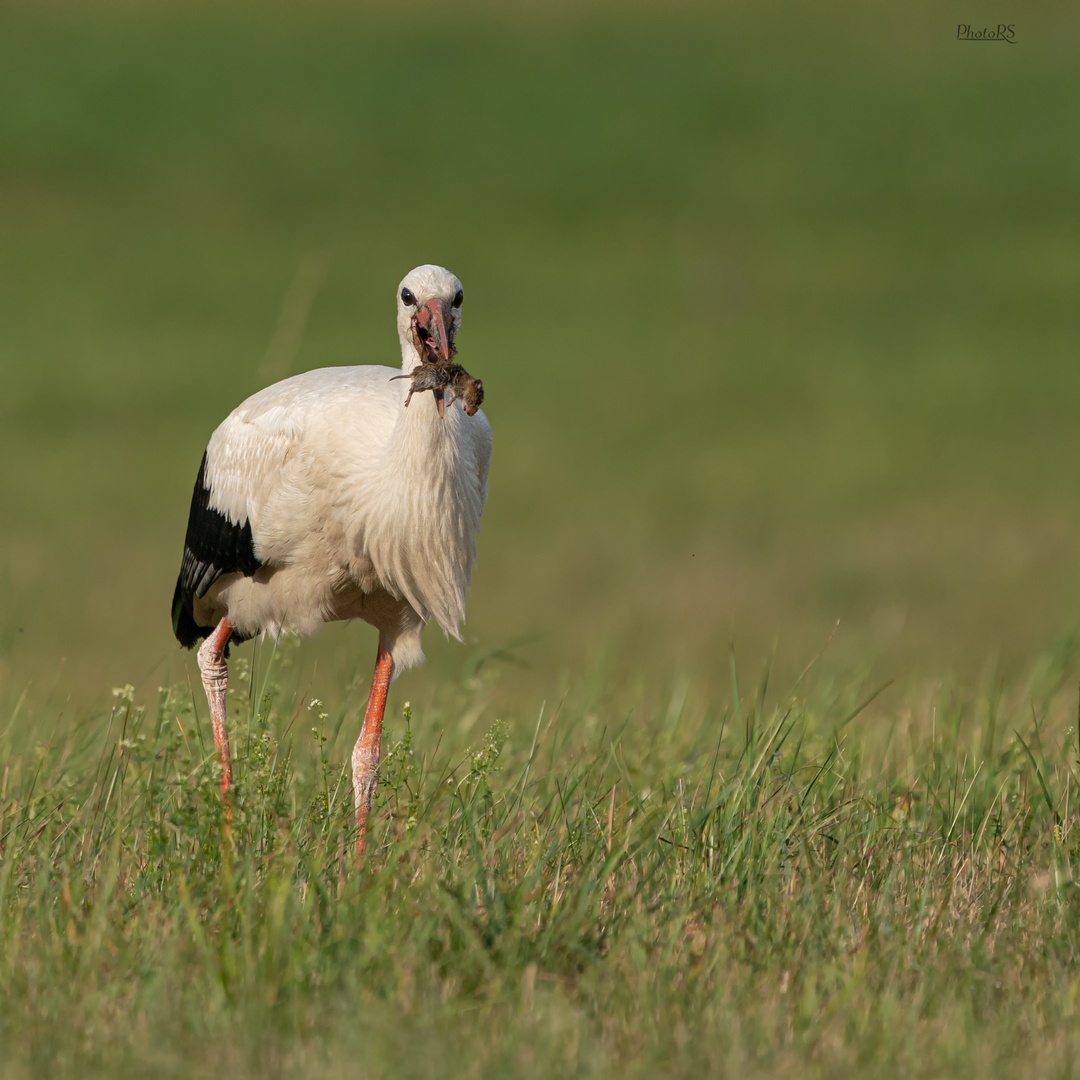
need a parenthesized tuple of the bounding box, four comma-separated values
(2, 0, 1080, 1075)
(6, 640, 1080, 1077)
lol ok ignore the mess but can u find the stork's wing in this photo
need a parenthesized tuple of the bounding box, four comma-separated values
(171, 451, 264, 646)
(182, 451, 263, 597)
(171, 388, 306, 647)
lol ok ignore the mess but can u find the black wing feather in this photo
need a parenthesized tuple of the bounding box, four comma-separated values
(171, 451, 262, 648)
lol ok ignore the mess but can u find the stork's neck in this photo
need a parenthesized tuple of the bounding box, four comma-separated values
(399, 332, 423, 373)
(390, 382, 465, 462)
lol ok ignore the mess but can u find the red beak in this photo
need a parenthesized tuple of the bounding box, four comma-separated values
(413, 297, 455, 362)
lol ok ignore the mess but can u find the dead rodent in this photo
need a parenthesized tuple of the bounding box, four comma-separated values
(392, 361, 485, 418)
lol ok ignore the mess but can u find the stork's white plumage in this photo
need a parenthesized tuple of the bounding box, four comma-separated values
(171, 264, 491, 865)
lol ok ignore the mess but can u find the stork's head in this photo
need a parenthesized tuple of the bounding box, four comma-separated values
(396, 264, 464, 367)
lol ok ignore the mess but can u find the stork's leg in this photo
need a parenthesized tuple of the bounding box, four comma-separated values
(353, 640, 394, 869)
(196, 617, 234, 799)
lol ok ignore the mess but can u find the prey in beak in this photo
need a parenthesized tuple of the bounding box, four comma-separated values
(392, 361, 485, 418)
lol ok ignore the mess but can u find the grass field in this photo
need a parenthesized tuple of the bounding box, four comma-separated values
(3, 0, 1080, 1075)
(6, 646, 1080, 1077)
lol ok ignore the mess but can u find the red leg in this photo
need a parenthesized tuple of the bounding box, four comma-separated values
(196, 617, 234, 799)
(353, 640, 394, 868)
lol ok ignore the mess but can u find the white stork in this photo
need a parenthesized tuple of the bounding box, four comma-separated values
(171, 264, 491, 866)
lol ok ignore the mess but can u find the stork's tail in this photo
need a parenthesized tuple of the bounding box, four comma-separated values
(171, 574, 205, 649)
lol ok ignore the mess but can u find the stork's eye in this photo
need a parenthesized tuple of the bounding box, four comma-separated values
(400, 287, 417, 306)
(453, 289, 463, 308)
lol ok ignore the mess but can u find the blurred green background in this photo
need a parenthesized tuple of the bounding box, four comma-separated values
(2, 0, 1079, 713)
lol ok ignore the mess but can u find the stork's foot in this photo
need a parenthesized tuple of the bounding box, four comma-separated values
(197, 617, 234, 800)
(353, 642, 394, 869)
